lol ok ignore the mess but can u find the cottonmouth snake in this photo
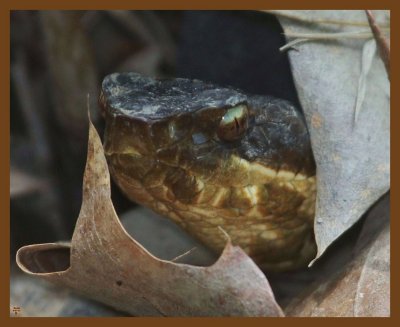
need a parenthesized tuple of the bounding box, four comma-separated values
(99, 72, 316, 271)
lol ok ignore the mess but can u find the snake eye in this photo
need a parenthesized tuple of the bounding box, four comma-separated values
(217, 105, 249, 141)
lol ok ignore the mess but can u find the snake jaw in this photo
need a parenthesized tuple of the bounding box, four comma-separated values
(101, 72, 317, 271)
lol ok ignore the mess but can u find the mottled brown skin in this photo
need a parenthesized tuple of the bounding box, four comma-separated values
(100, 72, 317, 271)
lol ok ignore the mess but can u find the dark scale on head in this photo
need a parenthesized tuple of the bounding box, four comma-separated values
(101, 72, 315, 177)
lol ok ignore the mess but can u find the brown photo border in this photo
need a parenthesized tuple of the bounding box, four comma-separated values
(1, 0, 396, 325)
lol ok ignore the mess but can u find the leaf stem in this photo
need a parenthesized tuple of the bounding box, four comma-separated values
(365, 10, 390, 80)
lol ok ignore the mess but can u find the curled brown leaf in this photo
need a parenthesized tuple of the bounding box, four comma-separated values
(16, 119, 283, 317)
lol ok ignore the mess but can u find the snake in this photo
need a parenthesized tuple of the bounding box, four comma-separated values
(99, 72, 317, 271)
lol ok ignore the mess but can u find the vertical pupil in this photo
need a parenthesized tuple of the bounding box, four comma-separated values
(234, 117, 240, 132)
(218, 105, 248, 141)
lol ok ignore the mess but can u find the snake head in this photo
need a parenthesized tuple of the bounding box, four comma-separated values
(100, 72, 315, 188)
(99, 72, 317, 270)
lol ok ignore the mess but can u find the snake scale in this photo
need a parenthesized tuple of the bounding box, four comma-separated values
(99, 72, 317, 271)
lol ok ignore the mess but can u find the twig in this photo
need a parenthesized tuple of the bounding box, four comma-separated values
(284, 29, 380, 40)
(170, 247, 197, 262)
(280, 38, 310, 52)
(280, 30, 377, 52)
(365, 10, 390, 80)
(265, 10, 389, 28)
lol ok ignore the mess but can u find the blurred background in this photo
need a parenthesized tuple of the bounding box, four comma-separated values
(10, 10, 299, 257)
(10, 10, 303, 316)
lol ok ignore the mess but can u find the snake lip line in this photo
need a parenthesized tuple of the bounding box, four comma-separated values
(101, 72, 317, 271)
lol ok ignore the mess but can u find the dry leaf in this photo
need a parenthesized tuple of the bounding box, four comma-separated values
(16, 119, 283, 317)
(275, 10, 390, 260)
(284, 193, 389, 317)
